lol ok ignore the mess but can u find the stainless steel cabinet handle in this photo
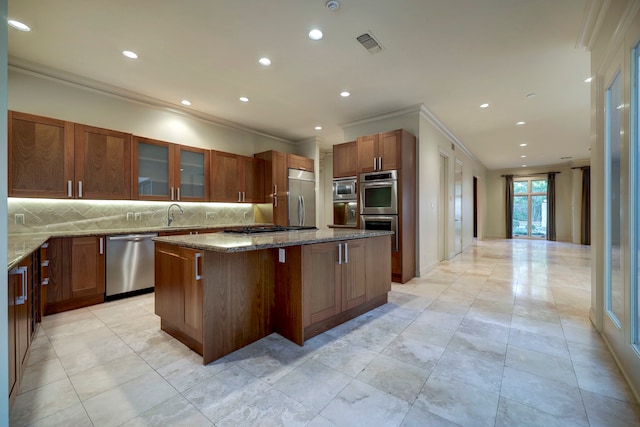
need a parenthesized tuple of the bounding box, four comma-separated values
(195, 253, 202, 280)
(378, 157, 382, 170)
(373, 158, 377, 171)
(338, 243, 342, 265)
(177, 187, 181, 201)
(344, 242, 349, 264)
(67, 180, 73, 198)
(99, 237, 104, 255)
(238, 192, 242, 202)
(41, 278, 49, 286)
(171, 187, 175, 201)
(10, 266, 28, 305)
(41, 260, 49, 267)
(78, 181, 83, 198)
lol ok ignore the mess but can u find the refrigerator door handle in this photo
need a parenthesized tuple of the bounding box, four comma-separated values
(298, 195, 303, 226)
(301, 195, 305, 226)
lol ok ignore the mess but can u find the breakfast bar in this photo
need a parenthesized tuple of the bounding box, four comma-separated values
(152, 228, 392, 364)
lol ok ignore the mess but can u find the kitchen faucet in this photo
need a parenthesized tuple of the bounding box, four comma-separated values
(167, 203, 183, 226)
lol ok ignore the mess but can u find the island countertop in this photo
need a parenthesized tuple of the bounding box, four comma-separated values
(152, 228, 394, 253)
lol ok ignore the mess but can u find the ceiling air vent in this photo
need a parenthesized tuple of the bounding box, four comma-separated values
(356, 32, 383, 53)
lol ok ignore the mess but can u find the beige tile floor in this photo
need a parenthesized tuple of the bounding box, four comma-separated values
(10, 239, 640, 426)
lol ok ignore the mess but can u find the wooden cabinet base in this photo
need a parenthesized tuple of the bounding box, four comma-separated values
(45, 294, 104, 316)
(304, 293, 387, 340)
(160, 319, 203, 356)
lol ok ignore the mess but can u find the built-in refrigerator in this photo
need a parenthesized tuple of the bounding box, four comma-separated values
(288, 168, 316, 227)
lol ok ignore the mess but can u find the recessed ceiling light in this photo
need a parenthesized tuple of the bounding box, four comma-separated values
(8, 19, 30, 32)
(526, 93, 536, 99)
(122, 50, 138, 59)
(519, 143, 527, 147)
(584, 77, 593, 83)
(181, 100, 191, 106)
(480, 103, 489, 108)
(522, 165, 527, 167)
(521, 155, 527, 158)
(516, 121, 526, 126)
(308, 29, 324, 40)
(258, 57, 271, 66)
(340, 91, 350, 97)
(239, 96, 249, 102)
(315, 126, 323, 131)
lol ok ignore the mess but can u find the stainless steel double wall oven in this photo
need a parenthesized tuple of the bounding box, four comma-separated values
(359, 170, 398, 251)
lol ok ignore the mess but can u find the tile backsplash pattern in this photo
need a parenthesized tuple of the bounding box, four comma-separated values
(8, 198, 258, 234)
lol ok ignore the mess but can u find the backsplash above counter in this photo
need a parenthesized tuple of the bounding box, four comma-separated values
(8, 198, 262, 235)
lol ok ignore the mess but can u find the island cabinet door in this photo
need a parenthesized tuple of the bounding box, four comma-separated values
(341, 239, 367, 310)
(302, 242, 342, 326)
(154, 243, 185, 328)
(180, 247, 203, 343)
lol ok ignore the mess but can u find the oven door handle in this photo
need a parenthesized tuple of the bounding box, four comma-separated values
(361, 181, 395, 189)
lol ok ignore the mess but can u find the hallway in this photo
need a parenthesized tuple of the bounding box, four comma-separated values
(9, 239, 640, 426)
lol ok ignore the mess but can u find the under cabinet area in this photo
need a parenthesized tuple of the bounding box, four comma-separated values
(46, 236, 105, 315)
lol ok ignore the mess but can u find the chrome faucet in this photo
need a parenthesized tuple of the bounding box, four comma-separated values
(167, 203, 183, 227)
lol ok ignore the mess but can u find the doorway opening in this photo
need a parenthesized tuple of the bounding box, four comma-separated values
(512, 178, 548, 238)
(473, 176, 478, 238)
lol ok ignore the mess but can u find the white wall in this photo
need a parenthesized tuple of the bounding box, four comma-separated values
(1, 1, 9, 423)
(484, 165, 577, 242)
(8, 68, 296, 156)
(319, 152, 334, 229)
(342, 106, 487, 276)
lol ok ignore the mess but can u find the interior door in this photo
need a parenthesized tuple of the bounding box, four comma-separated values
(438, 154, 448, 261)
(454, 159, 463, 255)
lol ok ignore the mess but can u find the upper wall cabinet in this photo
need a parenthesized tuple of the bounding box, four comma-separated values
(210, 150, 265, 203)
(357, 131, 403, 173)
(333, 140, 358, 178)
(9, 111, 132, 199)
(288, 153, 314, 172)
(133, 136, 209, 202)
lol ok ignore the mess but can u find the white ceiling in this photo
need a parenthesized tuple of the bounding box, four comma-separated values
(7, 0, 591, 170)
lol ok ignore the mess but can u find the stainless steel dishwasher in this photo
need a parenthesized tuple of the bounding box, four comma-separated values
(106, 233, 158, 299)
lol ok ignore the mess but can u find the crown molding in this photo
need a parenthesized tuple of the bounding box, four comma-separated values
(577, 0, 611, 50)
(339, 104, 423, 129)
(8, 56, 295, 145)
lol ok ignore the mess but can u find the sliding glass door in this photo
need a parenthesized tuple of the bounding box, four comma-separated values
(512, 178, 547, 238)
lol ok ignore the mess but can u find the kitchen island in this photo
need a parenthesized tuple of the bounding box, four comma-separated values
(153, 228, 393, 364)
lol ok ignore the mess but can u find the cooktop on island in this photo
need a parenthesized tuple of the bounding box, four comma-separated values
(223, 225, 318, 234)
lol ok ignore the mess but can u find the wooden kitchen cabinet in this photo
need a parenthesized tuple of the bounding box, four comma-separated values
(133, 136, 209, 201)
(8, 111, 132, 199)
(288, 153, 314, 172)
(211, 150, 265, 203)
(333, 140, 358, 178)
(155, 242, 204, 353)
(46, 236, 105, 315)
(8, 254, 35, 408)
(255, 150, 288, 226)
(8, 111, 74, 198)
(357, 130, 406, 173)
(302, 236, 387, 328)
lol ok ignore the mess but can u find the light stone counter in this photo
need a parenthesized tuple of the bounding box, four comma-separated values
(152, 228, 394, 253)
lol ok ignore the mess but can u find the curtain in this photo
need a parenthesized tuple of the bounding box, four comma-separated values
(547, 172, 557, 241)
(505, 175, 513, 239)
(581, 167, 591, 245)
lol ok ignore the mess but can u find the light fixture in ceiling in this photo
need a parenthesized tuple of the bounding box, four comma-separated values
(522, 165, 527, 167)
(181, 100, 191, 106)
(122, 50, 138, 59)
(584, 77, 593, 83)
(526, 93, 536, 99)
(308, 29, 323, 41)
(239, 96, 249, 102)
(521, 155, 527, 158)
(258, 57, 271, 66)
(519, 143, 527, 147)
(315, 126, 323, 131)
(340, 91, 350, 97)
(516, 121, 526, 126)
(8, 19, 30, 32)
(326, 0, 340, 11)
(480, 103, 489, 108)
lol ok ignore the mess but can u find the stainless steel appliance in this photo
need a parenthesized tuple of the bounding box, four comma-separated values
(359, 170, 398, 215)
(360, 215, 398, 252)
(332, 177, 357, 200)
(106, 233, 158, 299)
(288, 169, 316, 227)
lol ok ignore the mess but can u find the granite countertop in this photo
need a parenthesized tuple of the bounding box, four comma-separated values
(7, 223, 261, 270)
(153, 228, 394, 253)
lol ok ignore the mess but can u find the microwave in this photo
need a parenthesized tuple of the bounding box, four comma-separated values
(332, 177, 357, 201)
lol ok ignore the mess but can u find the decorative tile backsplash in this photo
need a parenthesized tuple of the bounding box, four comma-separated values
(8, 198, 260, 234)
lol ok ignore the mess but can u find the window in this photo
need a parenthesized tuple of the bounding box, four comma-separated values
(605, 70, 623, 328)
(512, 178, 547, 238)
